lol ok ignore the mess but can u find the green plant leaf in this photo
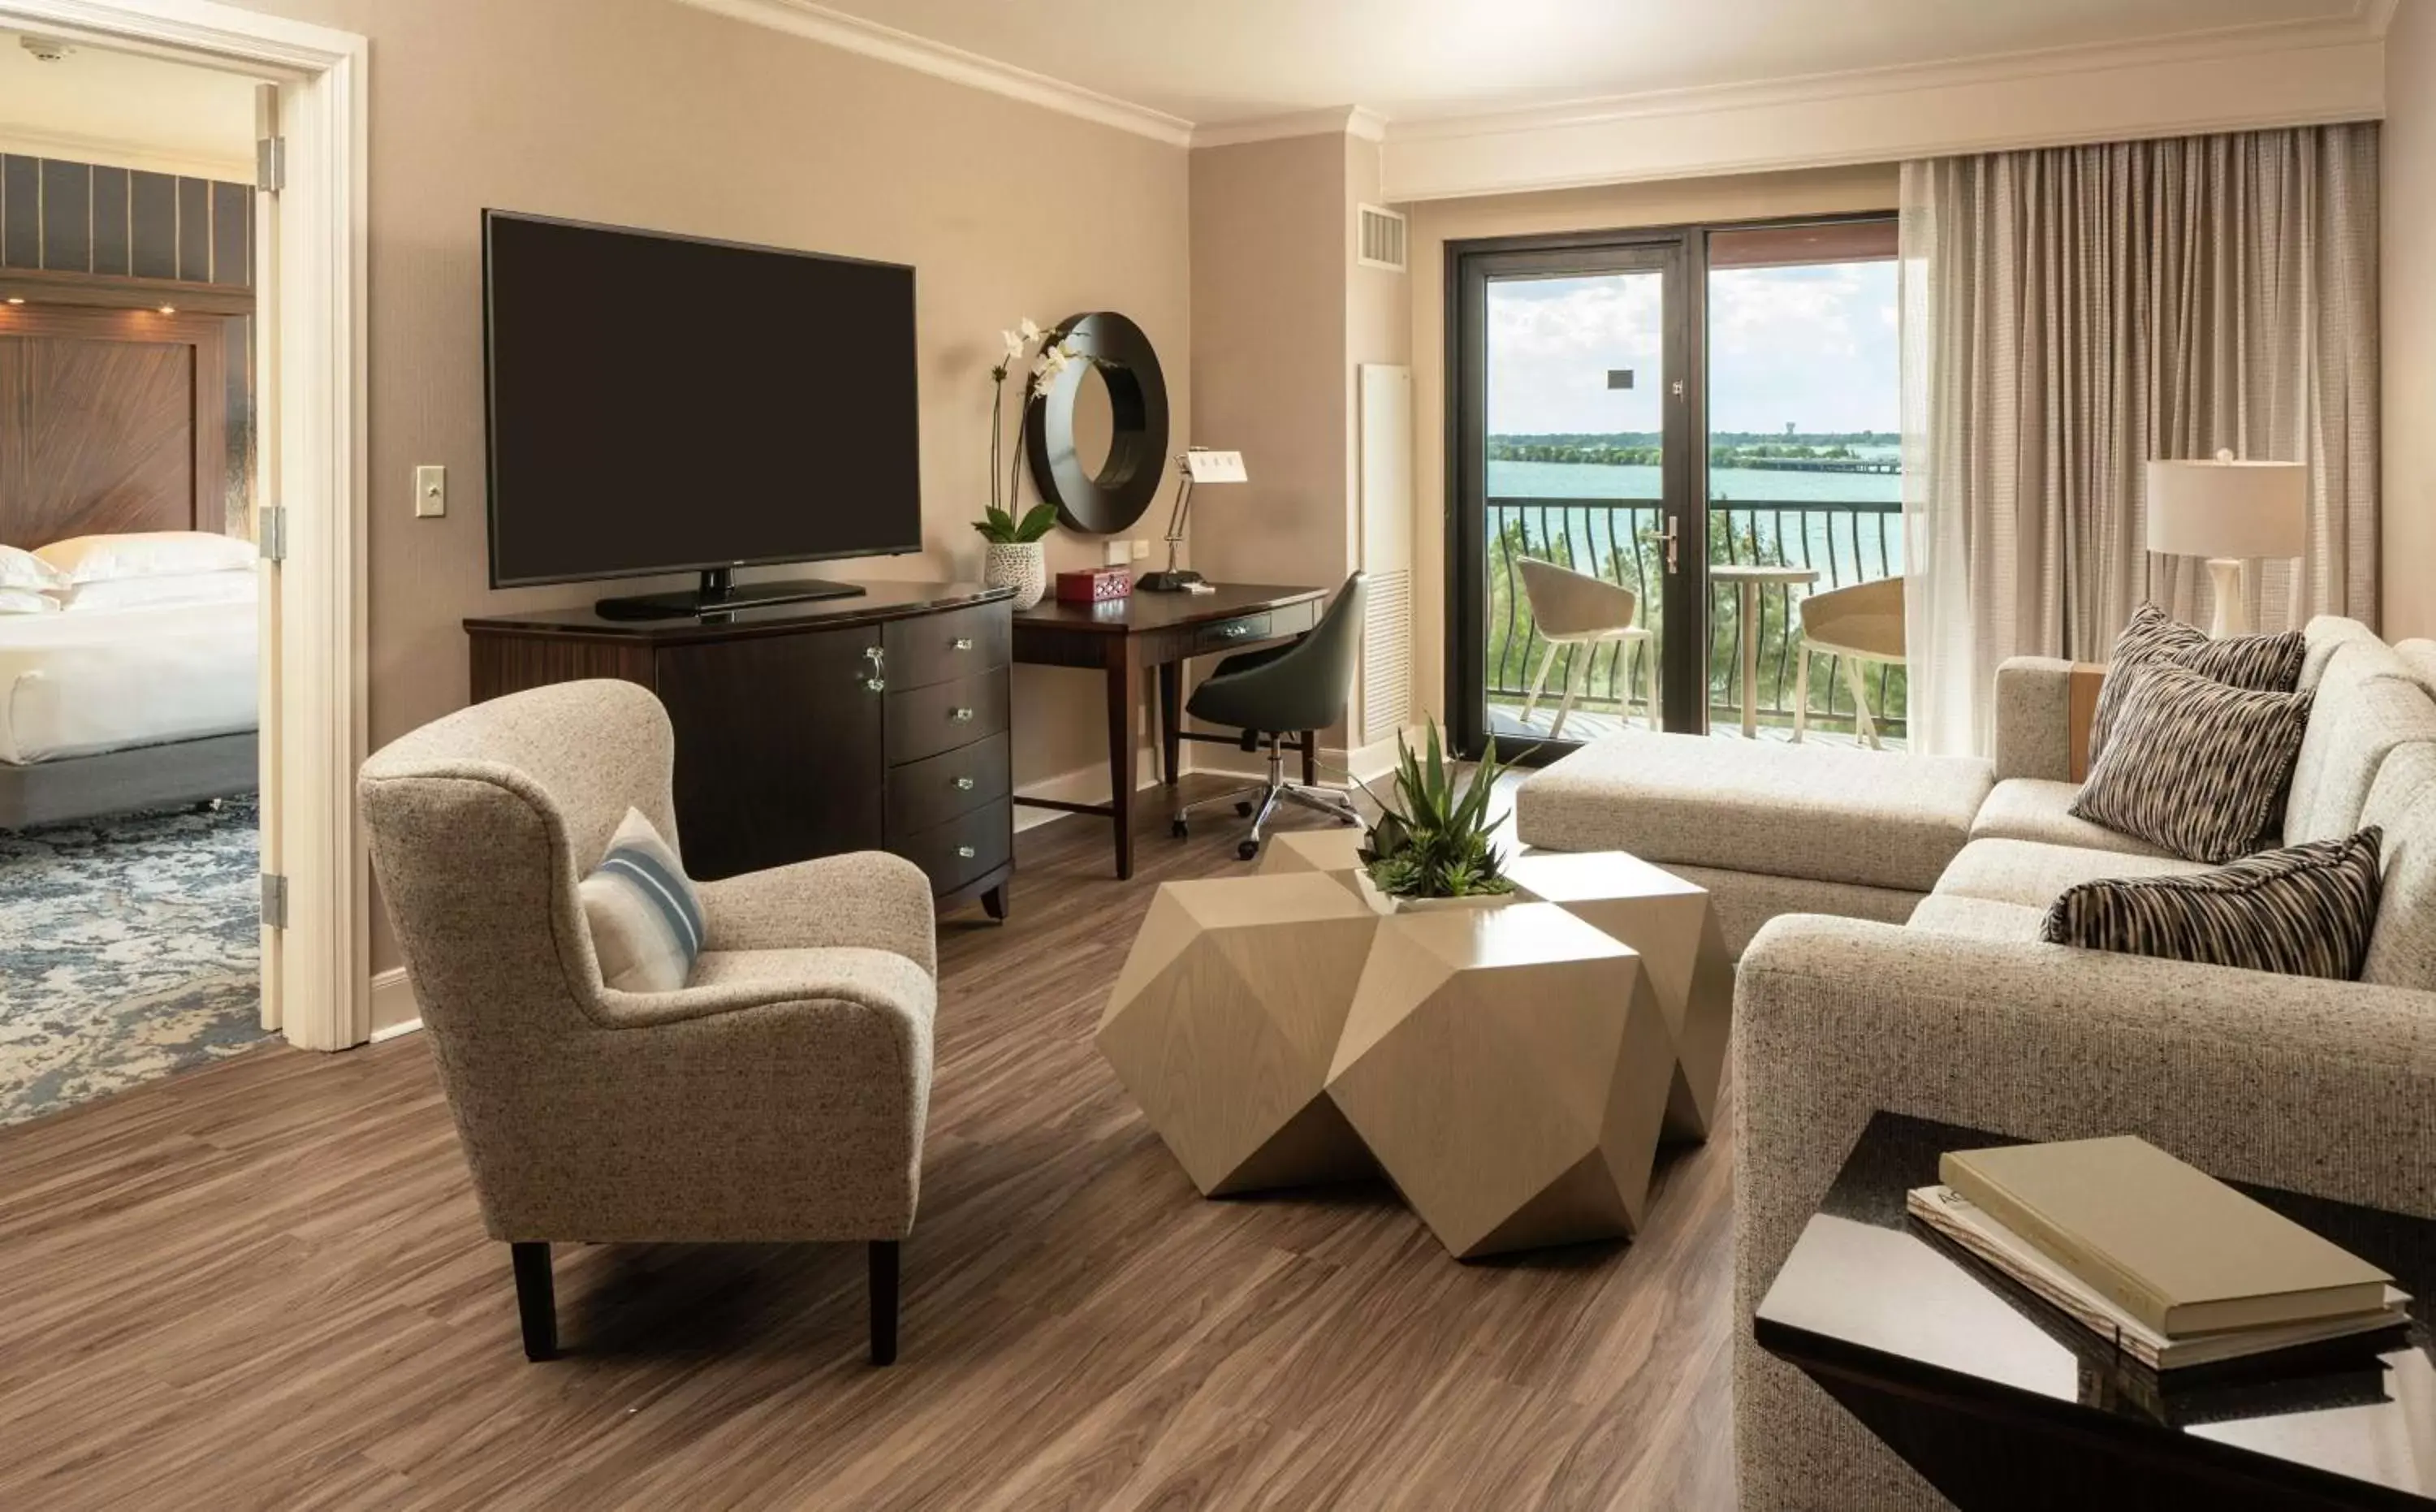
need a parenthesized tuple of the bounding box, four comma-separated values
(1014, 501, 1061, 542)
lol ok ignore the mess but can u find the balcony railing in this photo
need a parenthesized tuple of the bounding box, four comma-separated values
(1486, 496, 1907, 738)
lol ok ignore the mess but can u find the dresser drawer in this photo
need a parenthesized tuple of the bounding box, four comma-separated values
(1194, 612, 1272, 652)
(885, 668, 1009, 765)
(887, 732, 1009, 839)
(1269, 598, 1319, 637)
(883, 600, 1011, 690)
(896, 800, 1012, 895)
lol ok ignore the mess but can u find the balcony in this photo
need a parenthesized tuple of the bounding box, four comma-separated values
(1485, 496, 1907, 750)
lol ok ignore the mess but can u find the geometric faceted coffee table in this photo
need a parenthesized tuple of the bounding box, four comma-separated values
(1099, 872, 1380, 1196)
(1112, 834, 1736, 1259)
(1326, 901, 1677, 1257)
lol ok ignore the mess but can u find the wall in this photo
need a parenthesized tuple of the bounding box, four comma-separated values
(2386, 3, 2436, 642)
(1404, 164, 1901, 720)
(235, 0, 1190, 972)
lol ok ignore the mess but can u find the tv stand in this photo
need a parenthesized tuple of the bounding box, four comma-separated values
(595, 568, 866, 620)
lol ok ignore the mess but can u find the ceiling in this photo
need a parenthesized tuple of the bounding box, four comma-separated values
(0, 29, 258, 179)
(794, 0, 2374, 127)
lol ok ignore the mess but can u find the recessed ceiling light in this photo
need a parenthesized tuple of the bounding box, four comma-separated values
(3, 297, 22, 306)
(158, 305, 177, 315)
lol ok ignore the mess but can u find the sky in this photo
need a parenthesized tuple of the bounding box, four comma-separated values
(1486, 261, 1900, 436)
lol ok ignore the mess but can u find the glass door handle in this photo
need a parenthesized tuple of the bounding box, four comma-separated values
(1661, 516, 1682, 575)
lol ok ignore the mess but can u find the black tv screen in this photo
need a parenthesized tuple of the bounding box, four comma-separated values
(482, 211, 921, 588)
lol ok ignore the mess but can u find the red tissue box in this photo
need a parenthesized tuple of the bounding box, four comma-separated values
(1056, 566, 1133, 604)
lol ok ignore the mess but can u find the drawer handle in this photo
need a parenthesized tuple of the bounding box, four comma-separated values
(1220, 624, 1249, 637)
(865, 646, 884, 663)
(956, 845, 977, 859)
(954, 776, 976, 791)
(865, 677, 887, 693)
(952, 637, 975, 651)
(951, 706, 976, 722)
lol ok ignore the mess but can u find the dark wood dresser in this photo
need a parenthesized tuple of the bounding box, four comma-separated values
(465, 581, 1015, 918)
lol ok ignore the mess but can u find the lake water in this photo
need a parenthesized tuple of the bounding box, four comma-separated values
(1487, 458, 1905, 582)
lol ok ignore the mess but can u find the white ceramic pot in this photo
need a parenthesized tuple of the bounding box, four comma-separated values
(1354, 869, 1521, 916)
(983, 540, 1047, 610)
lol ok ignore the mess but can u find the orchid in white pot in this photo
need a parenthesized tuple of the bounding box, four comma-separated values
(975, 318, 1078, 609)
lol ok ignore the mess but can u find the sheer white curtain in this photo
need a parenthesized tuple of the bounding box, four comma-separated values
(1900, 125, 2380, 756)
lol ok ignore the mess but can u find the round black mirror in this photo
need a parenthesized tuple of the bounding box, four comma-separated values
(1025, 311, 1168, 535)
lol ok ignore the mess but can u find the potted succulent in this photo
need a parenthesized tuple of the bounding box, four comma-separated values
(1354, 721, 1525, 912)
(976, 318, 1076, 609)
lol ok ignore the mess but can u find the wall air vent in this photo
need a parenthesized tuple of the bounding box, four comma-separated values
(1357, 203, 1408, 272)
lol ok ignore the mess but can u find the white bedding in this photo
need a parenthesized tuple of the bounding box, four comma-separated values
(0, 598, 257, 764)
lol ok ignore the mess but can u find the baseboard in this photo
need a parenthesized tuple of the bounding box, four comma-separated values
(1010, 744, 1167, 833)
(369, 967, 422, 1041)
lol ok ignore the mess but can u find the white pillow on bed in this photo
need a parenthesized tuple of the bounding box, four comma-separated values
(0, 546, 66, 593)
(36, 530, 256, 584)
(0, 587, 60, 614)
(62, 570, 257, 612)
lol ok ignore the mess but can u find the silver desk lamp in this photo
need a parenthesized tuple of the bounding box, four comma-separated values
(1138, 447, 1246, 592)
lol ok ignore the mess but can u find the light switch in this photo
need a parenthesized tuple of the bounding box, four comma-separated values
(1104, 539, 1130, 567)
(414, 464, 447, 518)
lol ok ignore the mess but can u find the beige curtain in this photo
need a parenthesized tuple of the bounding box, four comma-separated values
(1899, 124, 2380, 756)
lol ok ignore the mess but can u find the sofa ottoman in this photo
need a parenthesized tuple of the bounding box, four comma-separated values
(1514, 732, 1996, 953)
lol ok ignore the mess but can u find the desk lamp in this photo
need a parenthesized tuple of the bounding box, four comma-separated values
(1138, 447, 1246, 592)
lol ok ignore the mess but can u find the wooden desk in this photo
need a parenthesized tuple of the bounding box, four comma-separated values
(1013, 583, 1328, 879)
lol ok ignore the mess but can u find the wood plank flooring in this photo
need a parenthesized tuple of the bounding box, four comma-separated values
(0, 779, 1737, 1510)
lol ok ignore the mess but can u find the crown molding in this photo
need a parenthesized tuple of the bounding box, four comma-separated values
(0, 120, 253, 181)
(1191, 105, 1385, 150)
(670, 0, 1193, 146)
(1379, 12, 2391, 201)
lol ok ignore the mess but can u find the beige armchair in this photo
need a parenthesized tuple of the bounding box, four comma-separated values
(1794, 574, 1905, 749)
(1516, 557, 1658, 738)
(357, 680, 937, 1366)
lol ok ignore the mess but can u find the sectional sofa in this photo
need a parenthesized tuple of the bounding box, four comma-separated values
(1514, 616, 2436, 1510)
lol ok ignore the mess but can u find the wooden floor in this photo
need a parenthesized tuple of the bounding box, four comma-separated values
(0, 777, 1737, 1511)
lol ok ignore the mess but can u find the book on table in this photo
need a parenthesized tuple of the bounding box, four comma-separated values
(1937, 1135, 2395, 1337)
(1907, 1184, 2408, 1372)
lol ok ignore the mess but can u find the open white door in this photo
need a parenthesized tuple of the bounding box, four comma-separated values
(253, 80, 285, 1035)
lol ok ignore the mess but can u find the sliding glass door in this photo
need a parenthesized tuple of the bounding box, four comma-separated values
(1449, 238, 1702, 759)
(1449, 217, 1903, 760)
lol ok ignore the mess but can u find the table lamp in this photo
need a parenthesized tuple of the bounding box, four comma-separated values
(2144, 451, 2306, 637)
(1138, 447, 1246, 592)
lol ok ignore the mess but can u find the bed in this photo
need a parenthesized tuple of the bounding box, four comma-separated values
(0, 296, 261, 829)
(0, 597, 258, 827)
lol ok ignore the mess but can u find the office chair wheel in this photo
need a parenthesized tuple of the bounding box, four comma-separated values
(1171, 818, 1189, 839)
(1235, 800, 1255, 817)
(1237, 838, 1261, 862)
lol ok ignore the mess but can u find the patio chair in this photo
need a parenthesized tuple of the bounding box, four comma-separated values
(1515, 558, 1657, 740)
(1793, 575, 1904, 750)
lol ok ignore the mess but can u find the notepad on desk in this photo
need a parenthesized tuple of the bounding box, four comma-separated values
(1933, 1135, 2396, 1339)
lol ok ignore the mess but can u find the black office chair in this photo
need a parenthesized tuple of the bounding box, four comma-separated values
(1173, 572, 1367, 861)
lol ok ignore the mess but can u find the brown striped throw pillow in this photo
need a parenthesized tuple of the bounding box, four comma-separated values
(2088, 603, 2304, 762)
(2040, 829, 2382, 979)
(2068, 663, 2313, 863)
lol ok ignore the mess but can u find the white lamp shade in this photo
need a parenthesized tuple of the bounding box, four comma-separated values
(2145, 456, 2306, 559)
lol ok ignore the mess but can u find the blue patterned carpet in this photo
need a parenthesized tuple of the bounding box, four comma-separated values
(0, 794, 266, 1127)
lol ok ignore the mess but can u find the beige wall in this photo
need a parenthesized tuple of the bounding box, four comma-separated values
(1404, 165, 1901, 719)
(2387, 6, 2436, 641)
(1188, 134, 1349, 588)
(240, 0, 1189, 970)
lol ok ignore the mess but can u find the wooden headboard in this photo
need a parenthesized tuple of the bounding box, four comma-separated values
(0, 304, 230, 548)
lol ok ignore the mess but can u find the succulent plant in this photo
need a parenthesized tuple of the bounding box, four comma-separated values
(1357, 721, 1522, 900)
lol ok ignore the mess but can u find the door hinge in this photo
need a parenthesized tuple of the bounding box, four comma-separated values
(259, 506, 287, 563)
(257, 136, 286, 193)
(261, 873, 289, 930)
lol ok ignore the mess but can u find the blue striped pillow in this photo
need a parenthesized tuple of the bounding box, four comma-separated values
(579, 808, 705, 992)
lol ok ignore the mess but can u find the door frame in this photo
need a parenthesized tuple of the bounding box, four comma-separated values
(1445, 227, 1707, 762)
(2, 0, 372, 1050)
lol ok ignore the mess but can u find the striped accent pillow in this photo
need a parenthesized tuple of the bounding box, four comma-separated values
(2068, 664, 2313, 863)
(578, 807, 706, 993)
(2088, 603, 2304, 762)
(2040, 829, 2383, 980)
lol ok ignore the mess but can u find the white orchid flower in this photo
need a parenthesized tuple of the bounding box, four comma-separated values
(1036, 343, 1073, 380)
(1017, 317, 1044, 345)
(1000, 329, 1025, 361)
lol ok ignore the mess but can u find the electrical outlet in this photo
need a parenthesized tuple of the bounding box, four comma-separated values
(413, 464, 447, 518)
(1130, 538, 1151, 560)
(1104, 539, 1130, 567)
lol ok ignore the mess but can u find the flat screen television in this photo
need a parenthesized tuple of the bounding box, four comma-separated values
(482, 210, 920, 617)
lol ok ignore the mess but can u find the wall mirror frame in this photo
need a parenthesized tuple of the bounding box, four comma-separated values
(1025, 310, 1168, 535)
